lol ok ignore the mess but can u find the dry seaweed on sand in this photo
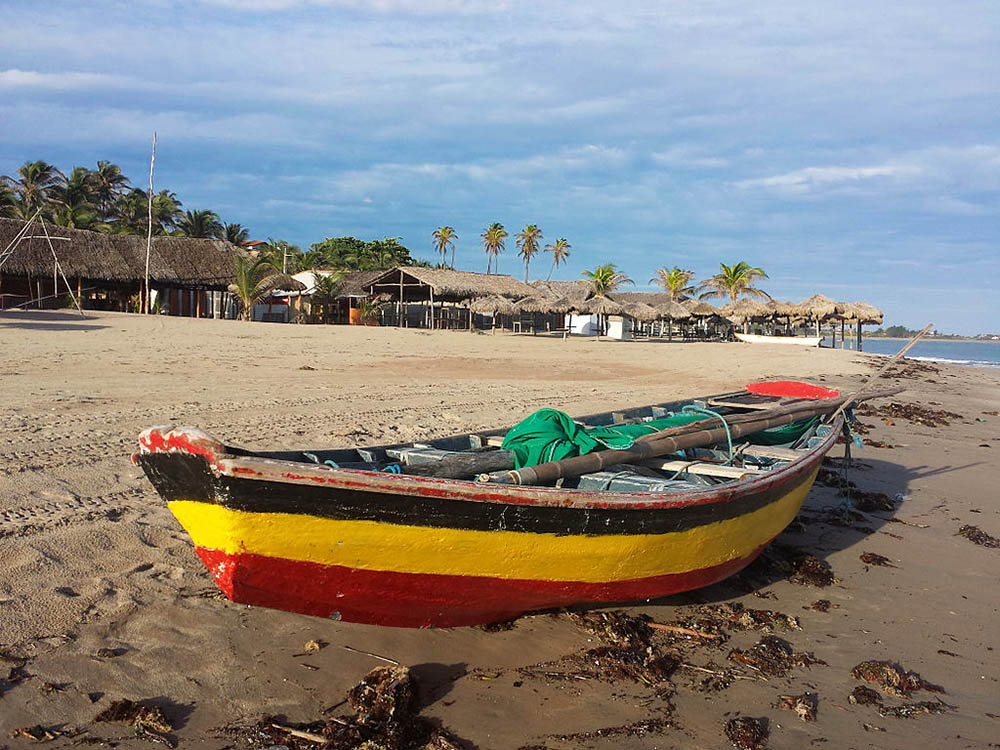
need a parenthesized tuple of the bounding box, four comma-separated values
(221, 666, 466, 750)
(849, 686, 883, 706)
(727, 635, 825, 677)
(878, 699, 953, 718)
(804, 600, 834, 612)
(546, 718, 674, 742)
(95, 699, 173, 745)
(859, 552, 898, 568)
(568, 610, 653, 646)
(814, 469, 897, 513)
(725, 716, 768, 750)
(850, 660, 944, 698)
(855, 401, 962, 428)
(956, 524, 1000, 548)
(10, 725, 64, 742)
(758, 545, 836, 587)
(775, 692, 818, 721)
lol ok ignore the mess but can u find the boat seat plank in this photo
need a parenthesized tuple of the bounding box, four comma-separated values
(638, 459, 766, 479)
(739, 445, 803, 460)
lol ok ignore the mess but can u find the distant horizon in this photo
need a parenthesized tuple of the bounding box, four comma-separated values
(2, 1, 997, 335)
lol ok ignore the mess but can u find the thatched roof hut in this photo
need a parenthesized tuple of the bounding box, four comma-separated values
(578, 297, 626, 316)
(469, 295, 515, 315)
(654, 300, 691, 320)
(337, 269, 386, 298)
(722, 298, 770, 322)
(530, 279, 592, 303)
(612, 291, 686, 307)
(765, 299, 798, 317)
(844, 301, 884, 324)
(681, 298, 720, 317)
(367, 267, 535, 302)
(0, 217, 241, 288)
(264, 274, 308, 293)
(622, 301, 660, 322)
(513, 295, 574, 314)
(794, 294, 843, 320)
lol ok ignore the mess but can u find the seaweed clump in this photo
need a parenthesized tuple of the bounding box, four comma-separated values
(724, 716, 769, 749)
(775, 692, 817, 721)
(95, 699, 173, 746)
(957, 525, 999, 548)
(855, 401, 961, 428)
(762, 545, 836, 587)
(850, 660, 943, 698)
(859, 552, 897, 568)
(221, 666, 463, 750)
(728, 636, 825, 677)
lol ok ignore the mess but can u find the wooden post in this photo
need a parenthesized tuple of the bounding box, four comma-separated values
(429, 287, 435, 329)
(196, 289, 202, 318)
(840, 319, 846, 349)
(857, 321, 863, 352)
(398, 276, 403, 328)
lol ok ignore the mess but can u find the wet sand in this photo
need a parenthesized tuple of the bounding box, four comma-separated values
(1, 309, 998, 749)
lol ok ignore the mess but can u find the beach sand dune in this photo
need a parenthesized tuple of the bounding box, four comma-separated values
(1, 310, 997, 748)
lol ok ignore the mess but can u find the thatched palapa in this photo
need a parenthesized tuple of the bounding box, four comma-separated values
(367, 267, 535, 302)
(654, 300, 691, 320)
(469, 295, 515, 315)
(529, 279, 592, 303)
(0, 217, 241, 288)
(578, 297, 626, 316)
(681, 299, 721, 317)
(622, 302, 660, 322)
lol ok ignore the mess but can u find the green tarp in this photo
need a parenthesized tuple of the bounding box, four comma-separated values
(501, 408, 817, 469)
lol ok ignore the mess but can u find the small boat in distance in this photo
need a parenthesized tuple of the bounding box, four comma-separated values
(736, 332, 824, 347)
(134, 384, 844, 628)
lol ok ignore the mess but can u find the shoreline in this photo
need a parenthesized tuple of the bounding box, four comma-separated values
(1, 310, 998, 749)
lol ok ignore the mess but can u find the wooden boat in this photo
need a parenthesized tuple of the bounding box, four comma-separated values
(735, 333, 824, 347)
(134, 386, 844, 628)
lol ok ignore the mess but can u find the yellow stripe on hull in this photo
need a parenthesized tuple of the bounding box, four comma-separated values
(167, 467, 817, 584)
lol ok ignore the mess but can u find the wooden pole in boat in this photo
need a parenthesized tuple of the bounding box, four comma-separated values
(481, 386, 904, 486)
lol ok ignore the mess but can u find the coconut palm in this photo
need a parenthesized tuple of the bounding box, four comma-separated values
(230, 255, 279, 321)
(177, 209, 223, 239)
(50, 167, 99, 229)
(151, 190, 183, 233)
(310, 271, 345, 323)
(432, 226, 458, 268)
(515, 224, 543, 282)
(108, 189, 149, 234)
(481, 222, 507, 274)
(650, 267, 695, 302)
(544, 238, 571, 281)
(582, 263, 633, 297)
(224, 223, 250, 245)
(91, 161, 131, 219)
(697, 262, 770, 304)
(1, 160, 65, 217)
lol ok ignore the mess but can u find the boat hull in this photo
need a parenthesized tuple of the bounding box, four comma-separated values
(735, 333, 823, 347)
(135, 421, 835, 628)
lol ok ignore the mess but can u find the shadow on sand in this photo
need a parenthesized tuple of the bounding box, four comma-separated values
(0, 309, 107, 332)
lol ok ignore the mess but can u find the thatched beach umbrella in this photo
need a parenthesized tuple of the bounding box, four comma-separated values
(578, 297, 626, 316)
(681, 298, 720, 317)
(839, 301, 884, 352)
(793, 294, 843, 337)
(468, 294, 514, 332)
(623, 301, 661, 322)
(652, 300, 690, 340)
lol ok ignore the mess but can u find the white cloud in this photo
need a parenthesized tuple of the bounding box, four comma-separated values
(0, 69, 130, 90)
(736, 164, 920, 191)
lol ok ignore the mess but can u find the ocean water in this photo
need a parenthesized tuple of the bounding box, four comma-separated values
(854, 338, 1000, 368)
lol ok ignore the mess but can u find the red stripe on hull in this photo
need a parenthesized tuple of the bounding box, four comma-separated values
(194, 546, 768, 628)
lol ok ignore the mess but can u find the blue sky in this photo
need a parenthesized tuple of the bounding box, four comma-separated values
(1, 0, 997, 334)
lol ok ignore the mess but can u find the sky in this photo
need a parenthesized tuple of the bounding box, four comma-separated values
(1, 0, 997, 334)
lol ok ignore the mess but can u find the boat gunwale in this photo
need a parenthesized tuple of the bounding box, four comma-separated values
(137, 414, 842, 513)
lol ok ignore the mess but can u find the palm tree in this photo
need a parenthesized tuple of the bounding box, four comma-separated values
(224, 223, 250, 245)
(1, 160, 65, 217)
(544, 238, 571, 281)
(582, 263, 633, 297)
(481, 222, 507, 274)
(177, 209, 223, 239)
(432, 226, 458, 268)
(230, 255, 279, 321)
(650, 267, 695, 302)
(151, 190, 183, 233)
(50, 167, 99, 229)
(108, 189, 149, 234)
(515, 224, 543, 282)
(91, 161, 130, 219)
(311, 271, 345, 323)
(697, 262, 770, 304)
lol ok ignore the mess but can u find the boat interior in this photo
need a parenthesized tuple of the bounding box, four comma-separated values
(224, 389, 837, 491)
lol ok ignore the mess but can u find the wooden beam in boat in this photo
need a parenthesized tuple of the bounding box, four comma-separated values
(739, 445, 803, 461)
(638, 459, 765, 479)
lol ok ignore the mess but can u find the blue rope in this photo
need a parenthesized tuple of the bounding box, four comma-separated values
(302, 452, 340, 468)
(381, 464, 402, 474)
(680, 405, 734, 464)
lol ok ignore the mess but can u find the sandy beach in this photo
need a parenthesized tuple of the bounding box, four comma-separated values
(1, 309, 998, 749)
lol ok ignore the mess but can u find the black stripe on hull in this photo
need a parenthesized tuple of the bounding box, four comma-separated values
(138, 452, 820, 537)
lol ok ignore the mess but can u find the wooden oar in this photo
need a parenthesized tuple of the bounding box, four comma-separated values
(479, 386, 903, 486)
